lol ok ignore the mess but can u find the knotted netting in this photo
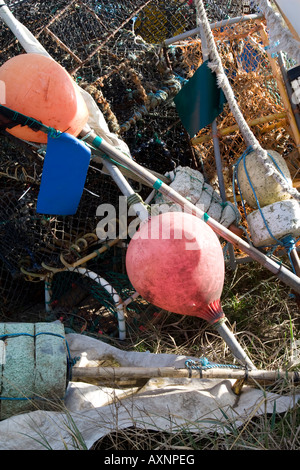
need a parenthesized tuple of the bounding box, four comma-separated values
(0, 0, 297, 337)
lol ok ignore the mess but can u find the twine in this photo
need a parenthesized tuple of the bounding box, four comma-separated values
(185, 358, 243, 379)
(233, 146, 300, 273)
(194, 0, 300, 203)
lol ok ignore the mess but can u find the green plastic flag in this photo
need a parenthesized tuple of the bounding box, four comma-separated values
(174, 60, 227, 137)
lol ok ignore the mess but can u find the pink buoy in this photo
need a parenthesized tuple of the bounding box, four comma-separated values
(126, 211, 256, 369)
(126, 212, 225, 324)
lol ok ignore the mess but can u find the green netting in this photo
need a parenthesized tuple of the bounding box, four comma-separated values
(0, 1, 295, 340)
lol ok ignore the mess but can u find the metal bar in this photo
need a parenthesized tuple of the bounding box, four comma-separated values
(213, 320, 256, 369)
(35, 0, 77, 38)
(164, 13, 264, 46)
(44, 27, 83, 65)
(81, 125, 300, 295)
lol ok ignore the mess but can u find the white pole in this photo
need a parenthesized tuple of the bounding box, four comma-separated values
(0, 1, 51, 57)
(67, 267, 126, 341)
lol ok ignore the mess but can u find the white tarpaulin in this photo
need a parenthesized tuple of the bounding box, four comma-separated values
(0, 333, 299, 450)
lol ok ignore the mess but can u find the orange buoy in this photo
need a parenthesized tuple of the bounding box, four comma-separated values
(126, 212, 257, 370)
(0, 54, 89, 143)
(126, 212, 225, 323)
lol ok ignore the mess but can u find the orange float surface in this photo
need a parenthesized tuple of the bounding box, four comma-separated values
(0, 54, 89, 143)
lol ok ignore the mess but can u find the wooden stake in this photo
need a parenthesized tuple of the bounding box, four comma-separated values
(71, 365, 300, 385)
(191, 112, 287, 145)
(260, 26, 300, 155)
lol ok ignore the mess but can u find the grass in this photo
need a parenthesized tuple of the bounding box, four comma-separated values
(2, 260, 300, 450)
(89, 260, 300, 450)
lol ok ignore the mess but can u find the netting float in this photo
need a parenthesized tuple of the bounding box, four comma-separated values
(0, 321, 68, 420)
(154, 165, 240, 229)
(234, 146, 300, 275)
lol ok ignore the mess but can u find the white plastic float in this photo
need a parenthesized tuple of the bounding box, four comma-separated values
(235, 148, 300, 251)
(247, 199, 300, 247)
(155, 166, 240, 229)
(236, 148, 292, 209)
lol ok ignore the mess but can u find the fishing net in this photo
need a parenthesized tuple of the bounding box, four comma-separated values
(0, 0, 297, 336)
(187, 19, 298, 187)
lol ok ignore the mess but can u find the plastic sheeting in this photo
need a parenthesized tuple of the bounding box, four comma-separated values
(0, 333, 298, 450)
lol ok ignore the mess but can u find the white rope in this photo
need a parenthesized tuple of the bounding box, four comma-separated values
(194, 0, 300, 202)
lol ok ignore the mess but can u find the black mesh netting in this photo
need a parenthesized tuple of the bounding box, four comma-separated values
(0, 1, 295, 338)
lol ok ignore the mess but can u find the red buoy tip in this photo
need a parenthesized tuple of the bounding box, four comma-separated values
(193, 299, 225, 324)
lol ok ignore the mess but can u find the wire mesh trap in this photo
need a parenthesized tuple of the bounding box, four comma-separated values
(0, 0, 298, 341)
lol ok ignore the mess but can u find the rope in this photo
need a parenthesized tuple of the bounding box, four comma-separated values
(233, 146, 300, 273)
(194, 0, 300, 203)
(185, 358, 243, 378)
(127, 192, 151, 213)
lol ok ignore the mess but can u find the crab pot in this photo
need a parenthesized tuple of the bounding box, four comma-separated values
(0, 322, 68, 420)
(247, 199, 300, 247)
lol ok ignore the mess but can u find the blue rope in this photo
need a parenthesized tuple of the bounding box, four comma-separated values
(0, 331, 71, 357)
(233, 146, 300, 273)
(185, 358, 242, 371)
(0, 331, 77, 401)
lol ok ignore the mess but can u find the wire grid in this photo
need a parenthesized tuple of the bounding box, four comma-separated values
(0, 1, 296, 328)
(0, 0, 198, 318)
(47, 247, 157, 337)
(180, 18, 298, 197)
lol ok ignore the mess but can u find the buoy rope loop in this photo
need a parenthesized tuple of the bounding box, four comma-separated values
(185, 358, 243, 371)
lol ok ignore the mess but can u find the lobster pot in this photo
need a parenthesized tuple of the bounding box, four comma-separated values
(237, 149, 292, 208)
(0, 322, 68, 420)
(155, 166, 240, 228)
(247, 199, 300, 247)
